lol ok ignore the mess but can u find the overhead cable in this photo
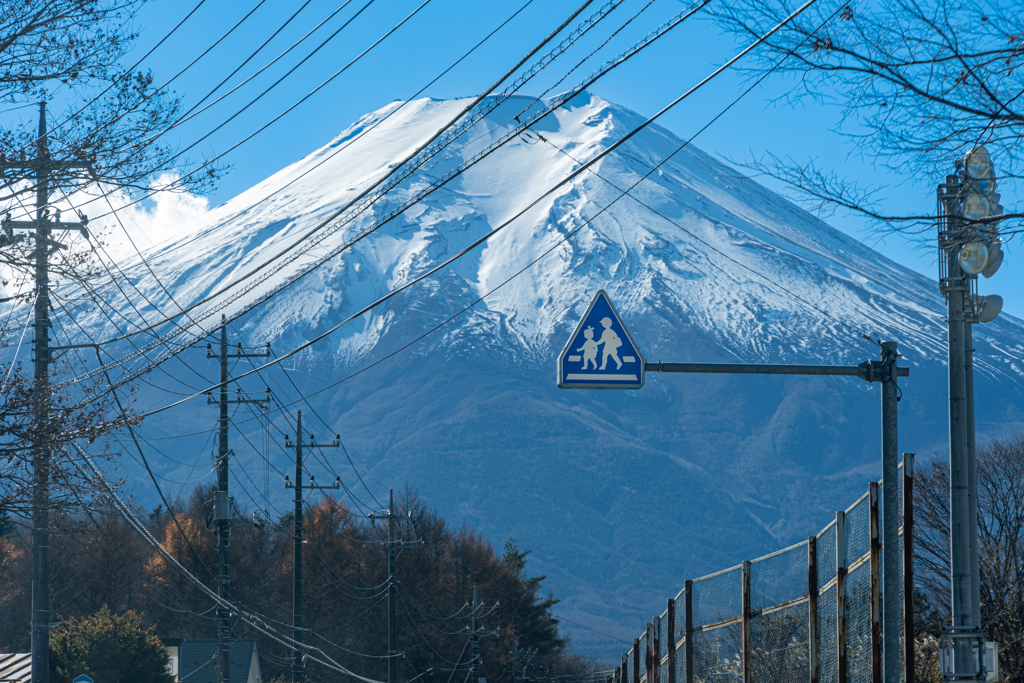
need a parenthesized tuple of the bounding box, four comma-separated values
(57, 0, 713, 399)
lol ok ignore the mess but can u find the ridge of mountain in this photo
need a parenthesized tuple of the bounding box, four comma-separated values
(73, 92, 1024, 658)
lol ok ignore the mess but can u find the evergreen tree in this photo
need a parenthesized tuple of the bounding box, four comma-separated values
(49, 606, 174, 683)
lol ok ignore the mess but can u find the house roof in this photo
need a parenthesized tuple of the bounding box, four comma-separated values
(178, 640, 259, 683)
(0, 653, 31, 683)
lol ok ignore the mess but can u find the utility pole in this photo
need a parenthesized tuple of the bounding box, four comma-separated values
(502, 636, 541, 683)
(939, 173, 975, 677)
(205, 315, 270, 683)
(513, 636, 520, 683)
(472, 586, 480, 683)
(936, 147, 1007, 682)
(465, 585, 499, 683)
(880, 341, 900, 683)
(0, 102, 90, 683)
(964, 320, 981, 631)
(283, 411, 341, 683)
(370, 489, 424, 683)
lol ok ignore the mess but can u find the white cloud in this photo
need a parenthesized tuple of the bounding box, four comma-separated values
(64, 174, 211, 261)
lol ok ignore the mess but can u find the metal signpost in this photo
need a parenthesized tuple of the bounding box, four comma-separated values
(558, 290, 910, 683)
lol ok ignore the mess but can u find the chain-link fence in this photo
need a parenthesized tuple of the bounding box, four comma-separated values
(608, 457, 914, 683)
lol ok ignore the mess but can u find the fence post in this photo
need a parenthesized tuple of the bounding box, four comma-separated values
(634, 638, 641, 683)
(668, 598, 677, 683)
(616, 667, 621, 683)
(684, 580, 693, 683)
(647, 623, 654, 683)
(870, 482, 882, 683)
(837, 510, 848, 683)
(903, 454, 915, 683)
(742, 560, 751, 683)
(809, 536, 819, 683)
(623, 653, 629, 683)
(653, 615, 661, 683)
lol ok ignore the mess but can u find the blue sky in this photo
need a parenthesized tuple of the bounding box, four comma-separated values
(9, 0, 1020, 318)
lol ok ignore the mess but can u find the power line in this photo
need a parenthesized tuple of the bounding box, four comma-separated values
(37, 0, 274, 174)
(99, 0, 539, 273)
(135, 0, 859, 457)
(153, 0, 381, 164)
(264, 347, 384, 509)
(65, 0, 420, 225)
(61, 0, 613, 349)
(11, 0, 210, 157)
(111, 0, 359, 158)
(398, 586, 469, 666)
(54, 0, 714, 405)
(68, 438, 390, 682)
(133, 0, 816, 420)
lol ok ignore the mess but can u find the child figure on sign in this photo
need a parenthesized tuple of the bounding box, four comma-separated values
(577, 326, 599, 370)
(597, 317, 623, 370)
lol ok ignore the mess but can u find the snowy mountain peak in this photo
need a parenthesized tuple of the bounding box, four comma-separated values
(95, 93, 1022, 380)
(64, 95, 1024, 658)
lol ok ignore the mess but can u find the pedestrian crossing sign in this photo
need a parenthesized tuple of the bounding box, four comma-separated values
(558, 290, 645, 389)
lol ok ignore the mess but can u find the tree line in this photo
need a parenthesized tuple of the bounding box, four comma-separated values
(914, 434, 1024, 683)
(0, 485, 598, 683)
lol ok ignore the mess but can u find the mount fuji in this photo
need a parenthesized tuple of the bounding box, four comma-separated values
(65, 92, 1024, 657)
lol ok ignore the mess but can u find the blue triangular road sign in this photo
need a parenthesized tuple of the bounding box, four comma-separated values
(558, 290, 645, 389)
(73, 675, 94, 683)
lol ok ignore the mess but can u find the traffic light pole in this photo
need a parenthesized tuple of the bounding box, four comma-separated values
(283, 411, 341, 683)
(646, 344, 908, 683)
(0, 103, 90, 683)
(206, 315, 270, 683)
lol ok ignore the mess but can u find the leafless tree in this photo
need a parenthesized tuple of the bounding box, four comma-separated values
(715, 0, 1023, 236)
(0, 0, 225, 201)
(2, 483, 592, 683)
(0, 0, 229, 522)
(913, 435, 1024, 683)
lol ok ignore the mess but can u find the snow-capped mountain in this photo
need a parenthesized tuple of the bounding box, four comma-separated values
(65, 93, 1024, 656)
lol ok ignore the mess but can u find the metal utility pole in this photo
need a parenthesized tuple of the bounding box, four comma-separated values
(560, 291, 921, 683)
(964, 321, 981, 630)
(283, 411, 341, 683)
(0, 102, 90, 683)
(370, 489, 424, 683)
(205, 315, 270, 683)
(936, 145, 1009, 681)
(938, 174, 976, 677)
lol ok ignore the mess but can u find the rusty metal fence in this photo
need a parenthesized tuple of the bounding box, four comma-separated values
(613, 455, 914, 683)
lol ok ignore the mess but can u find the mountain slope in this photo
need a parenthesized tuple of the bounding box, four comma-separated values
(72, 92, 1024, 656)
